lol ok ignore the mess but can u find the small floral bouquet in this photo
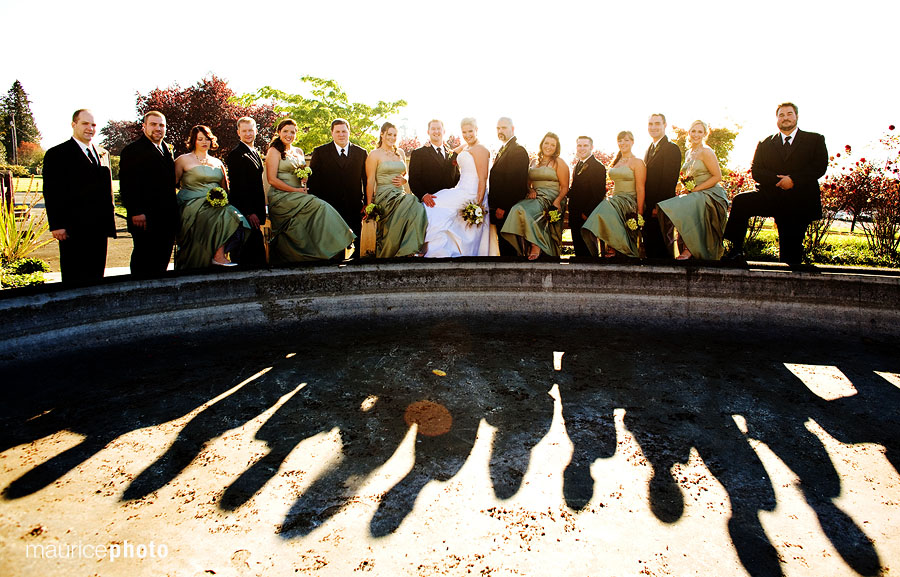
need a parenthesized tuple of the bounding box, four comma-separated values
(364, 202, 384, 222)
(624, 212, 644, 233)
(460, 202, 484, 227)
(294, 165, 312, 180)
(542, 208, 562, 224)
(206, 186, 228, 208)
(679, 171, 695, 194)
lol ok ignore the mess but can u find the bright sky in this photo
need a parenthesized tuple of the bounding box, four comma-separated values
(3, 0, 896, 169)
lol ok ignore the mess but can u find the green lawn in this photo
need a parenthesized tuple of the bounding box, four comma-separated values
(13, 176, 121, 194)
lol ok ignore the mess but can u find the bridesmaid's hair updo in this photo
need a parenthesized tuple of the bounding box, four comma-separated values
(689, 120, 709, 143)
(187, 125, 219, 152)
(537, 132, 561, 167)
(269, 119, 299, 159)
(377, 122, 398, 154)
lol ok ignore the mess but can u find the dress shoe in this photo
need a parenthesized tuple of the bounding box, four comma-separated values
(211, 259, 238, 267)
(721, 247, 746, 262)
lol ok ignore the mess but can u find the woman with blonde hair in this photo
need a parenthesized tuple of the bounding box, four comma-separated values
(657, 120, 729, 260)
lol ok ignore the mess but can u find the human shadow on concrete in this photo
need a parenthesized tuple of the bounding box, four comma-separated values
(218, 319, 556, 538)
(0, 337, 271, 500)
(554, 326, 898, 577)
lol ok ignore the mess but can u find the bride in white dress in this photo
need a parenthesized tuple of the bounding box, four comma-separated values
(423, 117, 494, 257)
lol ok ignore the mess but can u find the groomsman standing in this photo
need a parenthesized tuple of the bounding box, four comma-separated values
(119, 111, 178, 277)
(307, 118, 367, 257)
(568, 136, 607, 258)
(724, 102, 827, 265)
(488, 117, 529, 256)
(43, 109, 116, 284)
(408, 119, 459, 206)
(643, 113, 681, 259)
(225, 117, 266, 265)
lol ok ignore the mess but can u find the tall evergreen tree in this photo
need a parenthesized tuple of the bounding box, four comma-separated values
(1, 80, 42, 158)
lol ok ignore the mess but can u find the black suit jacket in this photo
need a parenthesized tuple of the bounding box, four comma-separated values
(42, 138, 116, 238)
(119, 134, 178, 234)
(307, 141, 367, 223)
(408, 144, 460, 200)
(568, 155, 607, 222)
(488, 136, 529, 214)
(751, 129, 828, 221)
(643, 135, 681, 214)
(225, 142, 266, 219)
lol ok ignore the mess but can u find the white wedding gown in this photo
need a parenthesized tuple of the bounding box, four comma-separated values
(423, 150, 493, 257)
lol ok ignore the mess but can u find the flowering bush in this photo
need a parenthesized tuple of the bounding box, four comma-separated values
(398, 136, 420, 157)
(819, 126, 900, 262)
(720, 169, 766, 243)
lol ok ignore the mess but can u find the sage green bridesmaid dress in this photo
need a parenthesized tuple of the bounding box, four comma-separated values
(176, 165, 250, 270)
(267, 155, 356, 263)
(657, 156, 729, 260)
(374, 160, 427, 258)
(581, 164, 640, 258)
(500, 165, 565, 256)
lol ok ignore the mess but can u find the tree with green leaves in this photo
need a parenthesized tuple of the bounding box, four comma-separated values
(238, 76, 407, 152)
(1, 80, 42, 158)
(672, 124, 739, 168)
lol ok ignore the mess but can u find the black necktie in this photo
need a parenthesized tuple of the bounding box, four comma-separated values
(784, 136, 792, 148)
(436, 147, 443, 159)
(87, 147, 99, 166)
(340, 148, 346, 158)
(575, 160, 584, 173)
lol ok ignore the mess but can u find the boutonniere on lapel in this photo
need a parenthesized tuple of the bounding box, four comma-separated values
(494, 142, 508, 162)
(450, 152, 458, 167)
(166, 143, 175, 154)
(576, 159, 590, 176)
(97, 147, 109, 167)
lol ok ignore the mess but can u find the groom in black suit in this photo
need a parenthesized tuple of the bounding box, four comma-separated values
(408, 119, 459, 205)
(307, 118, 367, 257)
(724, 102, 827, 265)
(225, 117, 266, 265)
(488, 117, 529, 256)
(119, 111, 178, 277)
(643, 113, 681, 259)
(568, 136, 608, 258)
(43, 109, 116, 284)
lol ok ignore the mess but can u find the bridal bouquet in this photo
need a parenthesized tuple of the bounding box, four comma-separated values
(364, 202, 384, 222)
(206, 186, 228, 208)
(294, 165, 312, 180)
(460, 202, 484, 227)
(679, 171, 695, 193)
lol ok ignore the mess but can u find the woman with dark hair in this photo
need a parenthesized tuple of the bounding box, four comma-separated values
(582, 131, 646, 258)
(364, 122, 427, 257)
(657, 120, 728, 260)
(174, 125, 250, 269)
(500, 132, 570, 260)
(264, 118, 355, 262)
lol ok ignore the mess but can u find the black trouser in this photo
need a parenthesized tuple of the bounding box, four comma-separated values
(235, 228, 267, 266)
(130, 228, 175, 278)
(724, 190, 809, 265)
(643, 206, 675, 259)
(59, 234, 107, 285)
(493, 213, 518, 256)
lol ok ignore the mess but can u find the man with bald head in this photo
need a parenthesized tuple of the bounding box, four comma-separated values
(488, 117, 529, 256)
(42, 109, 116, 284)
